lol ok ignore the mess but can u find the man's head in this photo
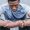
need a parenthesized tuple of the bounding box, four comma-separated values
(8, 0, 20, 11)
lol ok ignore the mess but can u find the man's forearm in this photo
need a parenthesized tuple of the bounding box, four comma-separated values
(5, 21, 19, 28)
(0, 20, 19, 28)
(0, 20, 7, 26)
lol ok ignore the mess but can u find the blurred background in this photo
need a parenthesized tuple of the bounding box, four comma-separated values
(0, 0, 30, 6)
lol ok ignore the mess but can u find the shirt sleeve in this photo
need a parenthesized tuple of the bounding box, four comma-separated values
(26, 6, 30, 19)
(0, 7, 5, 20)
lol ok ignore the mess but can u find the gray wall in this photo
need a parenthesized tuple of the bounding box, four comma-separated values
(20, 0, 30, 6)
(0, 0, 30, 6)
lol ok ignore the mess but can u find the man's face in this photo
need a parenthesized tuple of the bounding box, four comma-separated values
(8, 0, 19, 11)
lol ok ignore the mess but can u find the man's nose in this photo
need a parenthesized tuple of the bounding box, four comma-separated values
(12, 6, 16, 10)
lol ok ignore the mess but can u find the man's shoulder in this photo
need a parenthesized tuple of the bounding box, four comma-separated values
(0, 3, 8, 9)
(0, 3, 9, 13)
(20, 3, 30, 18)
(20, 3, 30, 12)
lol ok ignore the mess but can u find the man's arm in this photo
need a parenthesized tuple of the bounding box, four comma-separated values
(23, 9, 30, 27)
(23, 19, 30, 27)
(0, 20, 18, 28)
(0, 13, 22, 28)
(0, 20, 22, 28)
(0, 12, 19, 28)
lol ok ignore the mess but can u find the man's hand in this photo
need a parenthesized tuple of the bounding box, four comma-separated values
(19, 20, 24, 28)
(23, 20, 30, 27)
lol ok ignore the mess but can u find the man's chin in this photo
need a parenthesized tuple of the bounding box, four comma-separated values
(12, 10, 17, 12)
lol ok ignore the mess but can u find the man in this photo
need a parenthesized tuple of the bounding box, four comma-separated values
(0, 0, 30, 30)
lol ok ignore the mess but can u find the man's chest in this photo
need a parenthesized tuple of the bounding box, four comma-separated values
(4, 11, 26, 21)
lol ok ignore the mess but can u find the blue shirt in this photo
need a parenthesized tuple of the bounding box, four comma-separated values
(0, 3, 28, 21)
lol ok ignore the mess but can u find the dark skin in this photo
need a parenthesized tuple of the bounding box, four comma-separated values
(8, 0, 19, 11)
